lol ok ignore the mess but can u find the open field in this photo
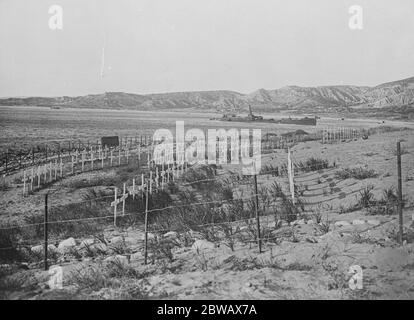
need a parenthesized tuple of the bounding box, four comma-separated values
(2, 106, 413, 152)
(0, 107, 414, 300)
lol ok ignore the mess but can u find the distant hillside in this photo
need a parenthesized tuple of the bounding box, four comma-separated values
(1, 76, 413, 119)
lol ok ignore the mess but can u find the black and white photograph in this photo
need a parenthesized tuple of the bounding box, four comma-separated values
(0, 0, 413, 304)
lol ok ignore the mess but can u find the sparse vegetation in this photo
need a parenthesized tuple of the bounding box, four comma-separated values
(296, 157, 329, 172)
(357, 185, 375, 208)
(335, 167, 378, 180)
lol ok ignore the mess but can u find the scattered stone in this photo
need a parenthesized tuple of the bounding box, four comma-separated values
(192, 239, 216, 253)
(110, 236, 124, 244)
(306, 220, 314, 225)
(18, 262, 29, 270)
(367, 220, 380, 226)
(334, 221, 351, 227)
(104, 254, 129, 265)
(47, 244, 58, 253)
(352, 219, 366, 225)
(163, 231, 178, 238)
(0, 264, 11, 273)
(31, 244, 58, 254)
(31, 245, 43, 254)
(306, 237, 318, 243)
(58, 237, 76, 253)
(140, 233, 156, 241)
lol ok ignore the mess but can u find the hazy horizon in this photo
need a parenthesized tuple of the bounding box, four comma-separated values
(1, 0, 413, 97)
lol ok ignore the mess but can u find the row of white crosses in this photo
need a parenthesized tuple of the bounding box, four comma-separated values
(263, 135, 297, 151)
(110, 159, 190, 227)
(21, 144, 153, 196)
(22, 159, 64, 196)
(70, 147, 130, 174)
(322, 127, 360, 144)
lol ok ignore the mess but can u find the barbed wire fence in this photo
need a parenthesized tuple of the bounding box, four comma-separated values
(0, 138, 411, 269)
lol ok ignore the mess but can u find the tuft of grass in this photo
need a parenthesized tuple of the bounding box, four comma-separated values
(335, 167, 378, 180)
(296, 157, 329, 172)
(68, 261, 151, 294)
(357, 185, 375, 209)
(315, 219, 331, 235)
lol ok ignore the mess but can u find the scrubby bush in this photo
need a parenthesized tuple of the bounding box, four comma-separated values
(296, 157, 329, 172)
(357, 185, 375, 208)
(335, 167, 378, 180)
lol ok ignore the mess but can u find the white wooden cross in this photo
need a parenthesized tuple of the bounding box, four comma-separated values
(111, 188, 121, 227)
(101, 150, 104, 168)
(125, 149, 129, 164)
(71, 155, 75, 174)
(54, 159, 58, 180)
(110, 150, 113, 166)
(30, 168, 34, 191)
(120, 183, 128, 215)
(22, 170, 28, 196)
(167, 163, 171, 183)
(129, 178, 142, 200)
(37, 166, 41, 188)
(49, 162, 53, 182)
(118, 149, 121, 166)
(149, 171, 153, 194)
(59, 158, 63, 177)
(81, 150, 86, 172)
(172, 164, 176, 181)
(91, 150, 94, 170)
(155, 167, 159, 189)
(161, 170, 165, 190)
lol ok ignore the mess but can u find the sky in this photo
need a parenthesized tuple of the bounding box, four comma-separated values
(0, 0, 413, 97)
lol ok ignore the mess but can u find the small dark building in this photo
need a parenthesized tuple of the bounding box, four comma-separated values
(101, 136, 119, 148)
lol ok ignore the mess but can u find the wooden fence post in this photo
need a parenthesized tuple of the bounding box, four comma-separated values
(112, 188, 118, 227)
(288, 148, 295, 204)
(44, 193, 49, 271)
(144, 179, 149, 265)
(253, 163, 262, 253)
(397, 141, 403, 245)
